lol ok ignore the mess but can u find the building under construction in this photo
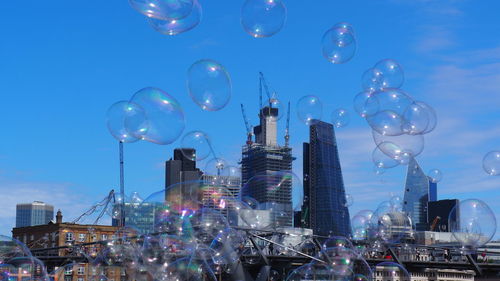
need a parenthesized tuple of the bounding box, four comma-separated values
(240, 73, 294, 228)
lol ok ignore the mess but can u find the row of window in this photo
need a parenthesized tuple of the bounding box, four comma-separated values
(65, 232, 113, 242)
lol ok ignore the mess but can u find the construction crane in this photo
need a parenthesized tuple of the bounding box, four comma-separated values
(285, 101, 290, 147)
(430, 216, 441, 231)
(241, 104, 253, 145)
(259, 72, 276, 108)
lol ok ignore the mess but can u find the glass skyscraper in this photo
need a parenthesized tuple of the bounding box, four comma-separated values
(403, 157, 434, 231)
(16, 201, 54, 227)
(303, 120, 351, 237)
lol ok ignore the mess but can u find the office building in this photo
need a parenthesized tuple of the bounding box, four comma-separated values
(16, 201, 54, 227)
(303, 120, 351, 237)
(403, 157, 432, 231)
(428, 199, 460, 232)
(201, 174, 241, 222)
(241, 100, 294, 228)
(112, 197, 156, 234)
(429, 178, 437, 202)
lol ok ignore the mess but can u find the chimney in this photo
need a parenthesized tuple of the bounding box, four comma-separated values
(56, 209, 62, 224)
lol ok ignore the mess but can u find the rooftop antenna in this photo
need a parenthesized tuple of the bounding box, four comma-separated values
(285, 101, 290, 147)
(119, 141, 125, 227)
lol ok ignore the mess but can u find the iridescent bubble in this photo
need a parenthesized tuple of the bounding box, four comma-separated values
(344, 194, 353, 207)
(129, 87, 185, 145)
(402, 102, 431, 135)
(366, 88, 414, 116)
(333, 22, 355, 35)
(241, 0, 287, 38)
(483, 151, 500, 176)
(296, 95, 323, 125)
(321, 26, 356, 64)
(286, 263, 335, 281)
(331, 108, 350, 128)
(353, 91, 378, 118)
(187, 59, 232, 111)
(361, 68, 384, 93)
(106, 101, 148, 143)
(427, 169, 443, 183)
(376, 262, 411, 281)
(373, 59, 405, 89)
(373, 165, 386, 175)
(129, 0, 194, 21)
(372, 130, 425, 165)
(450, 199, 497, 249)
(390, 195, 403, 210)
(148, 0, 202, 36)
(317, 247, 357, 277)
(372, 143, 400, 169)
(180, 131, 213, 161)
(367, 110, 405, 136)
(322, 236, 353, 250)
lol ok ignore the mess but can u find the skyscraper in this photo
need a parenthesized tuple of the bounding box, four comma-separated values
(165, 148, 203, 188)
(429, 179, 437, 202)
(303, 120, 351, 237)
(428, 199, 460, 232)
(16, 201, 54, 227)
(241, 104, 294, 227)
(403, 157, 432, 231)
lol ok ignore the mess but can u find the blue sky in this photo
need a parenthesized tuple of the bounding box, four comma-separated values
(0, 0, 499, 236)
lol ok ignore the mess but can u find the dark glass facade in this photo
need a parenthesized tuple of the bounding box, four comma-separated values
(428, 199, 460, 232)
(429, 179, 437, 202)
(403, 157, 431, 231)
(303, 120, 351, 237)
(16, 202, 54, 227)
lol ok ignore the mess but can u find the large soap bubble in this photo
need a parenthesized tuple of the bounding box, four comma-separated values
(187, 59, 232, 111)
(129, 0, 194, 21)
(450, 199, 497, 249)
(376, 262, 411, 281)
(241, 0, 287, 38)
(367, 110, 405, 136)
(402, 102, 431, 135)
(483, 151, 500, 176)
(372, 130, 425, 165)
(296, 95, 323, 125)
(372, 144, 400, 169)
(416, 101, 437, 134)
(129, 87, 185, 145)
(321, 25, 356, 64)
(361, 68, 384, 92)
(180, 131, 213, 161)
(148, 0, 202, 36)
(106, 101, 148, 143)
(366, 88, 414, 117)
(373, 59, 405, 89)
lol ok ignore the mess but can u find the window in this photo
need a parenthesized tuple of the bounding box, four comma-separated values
(64, 268, 73, 275)
(78, 233, 86, 242)
(77, 266, 85, 275)
(101, 234, 108, 241)
(91, 234, 97, 242)
(77, 278, 84, 281)
(30, 235, 34, 241)
(65, 232, 74, 242)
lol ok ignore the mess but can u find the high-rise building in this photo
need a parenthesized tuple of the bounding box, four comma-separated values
(16, 201, 54, 227)
(201, 174, 241, 221)
(303, 120, 351, 237)
(165, 148, 203, 188)
(403, 157, 433, 231)
(428, 199, 460, 232)
(241, 103, 294, 228)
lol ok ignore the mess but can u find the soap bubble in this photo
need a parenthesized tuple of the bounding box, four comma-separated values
(353, 91, 378, 118)
(148, 0, 202, 36)
(361, 68, 384, 93)
(373, 59, 404, 89)
(187, 59, 232, 111)
(106, 101, 148, 143)
(366, 88, 414, 117)
(427, 169, 443, 183)
(286, 263, 335, 281)
(402, 102, 431, 135)
(373, 165, 386, 175)
(333, 22, 355, 36)
(180, 131, 213, 161)
(241, 0, 287, 38)
(331, 108, 350, 128)
(296, 95, 323, 125)
(483, 151, 500, 176)
(373, 130, 425, 165)
(321, 26, 356, 64)
(367, 110, 405, 136)
(129, 0, 194, 21)
(450, 199, 497, 249)
(130, 87, 185, 145)
(376, 262, 411, 281)
(372, 144, 400, 169)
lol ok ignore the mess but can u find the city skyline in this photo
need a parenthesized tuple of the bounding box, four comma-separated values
(0, 0, 499, 239)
